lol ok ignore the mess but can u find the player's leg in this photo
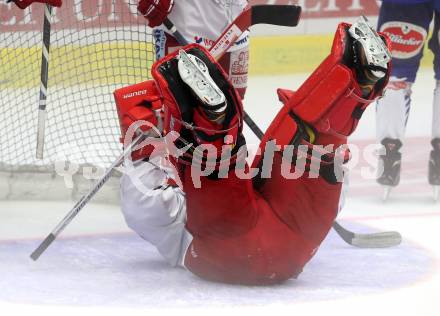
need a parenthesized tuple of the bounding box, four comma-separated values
(428, 8, 440, 195)
(114, 80, 192, 267)
(150, 21, 390, 284)
(376, 1, 433, 190)
(152, 44, 287, 284)
(151, 44, 256, 239)
(152, 43, 331, 285)
(252, 19, 391, 264)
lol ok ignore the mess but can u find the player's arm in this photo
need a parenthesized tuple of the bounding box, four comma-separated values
(120, 158, 191, 267)
(114, 81, 192, 268)
(8, 0, 62, 9)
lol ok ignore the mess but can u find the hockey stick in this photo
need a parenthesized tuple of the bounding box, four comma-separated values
(36, 4, 53, 159)
(165, 14, 402, 249)
(165, 4, 301, 60)
(211, 5, 301, 61)
(332, 221, 402, 248)
(30, 133, 146, 261)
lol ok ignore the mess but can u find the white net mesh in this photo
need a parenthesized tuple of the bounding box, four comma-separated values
(0, 1, 155, 201)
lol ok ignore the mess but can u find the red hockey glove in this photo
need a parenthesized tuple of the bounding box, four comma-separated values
(114, 80, 165, 162)
(137, 0, 174, 28)
(9, 0, 62, 9)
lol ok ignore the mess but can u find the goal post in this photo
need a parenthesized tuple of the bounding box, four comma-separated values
(0, 1, 155, 202)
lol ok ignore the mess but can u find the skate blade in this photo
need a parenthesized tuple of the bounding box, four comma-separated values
(382, 186, 392, 202)
(434, 186, 440, 203)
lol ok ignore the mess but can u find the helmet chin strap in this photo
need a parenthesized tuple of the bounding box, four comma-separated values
(177, 49, 227, 114)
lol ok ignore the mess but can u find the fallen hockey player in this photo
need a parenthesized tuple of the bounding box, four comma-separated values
(114, 17, 391, 285)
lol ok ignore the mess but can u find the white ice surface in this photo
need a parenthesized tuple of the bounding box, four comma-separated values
(1, 69, 439, 316)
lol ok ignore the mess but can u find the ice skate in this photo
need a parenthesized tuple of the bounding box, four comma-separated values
(348, 16, 391, 97)
(348, 16, 390, 80)
(377, 138, 402, 201)
(429, 138, 440, 202)
(178, 49, 227, 114)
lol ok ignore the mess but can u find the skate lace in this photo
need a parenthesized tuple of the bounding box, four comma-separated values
(345, 88, 374, 104)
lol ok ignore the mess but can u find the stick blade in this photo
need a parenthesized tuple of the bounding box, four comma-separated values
(251, 5, 302, 27)
(30, 233, 56, 261)
(333, 222, 402, 248)
(351, 231, 403, 248)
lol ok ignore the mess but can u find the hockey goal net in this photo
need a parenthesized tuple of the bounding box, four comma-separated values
(0, 1, 154, 202)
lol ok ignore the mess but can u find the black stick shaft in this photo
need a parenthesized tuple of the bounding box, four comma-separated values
(163, 18, 188, 46)
(243, 114, 264, 139)
(36, 4, 53, 159)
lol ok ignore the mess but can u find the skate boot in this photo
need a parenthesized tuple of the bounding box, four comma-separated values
(348, 16, 391, 97)
(429, 138, 440, 201)
(377, 138, 402, 201)
(177, 49, 227, 124)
